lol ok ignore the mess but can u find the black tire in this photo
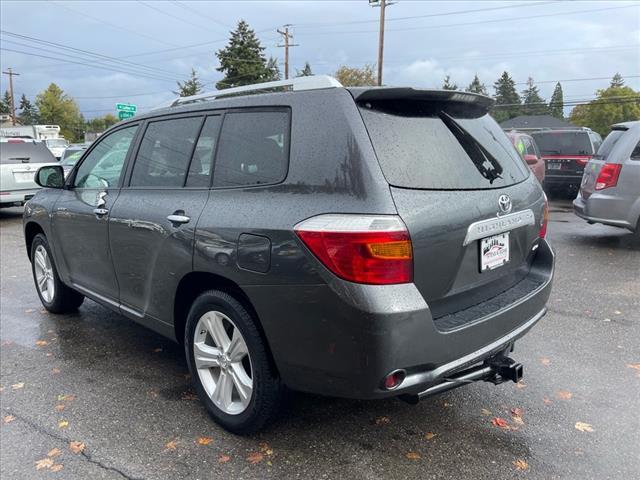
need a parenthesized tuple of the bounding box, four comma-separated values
(185, 290, 281, 434)
(30, 233, 84, 314)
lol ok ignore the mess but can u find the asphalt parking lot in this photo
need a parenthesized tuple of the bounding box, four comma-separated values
(1, 200, 638, 480)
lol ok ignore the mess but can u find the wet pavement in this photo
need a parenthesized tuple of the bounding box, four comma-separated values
(1, 200, 639, 479)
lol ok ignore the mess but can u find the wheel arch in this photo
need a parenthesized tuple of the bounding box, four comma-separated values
(173, 271, 279, 373)
(24, 221, 45, 258)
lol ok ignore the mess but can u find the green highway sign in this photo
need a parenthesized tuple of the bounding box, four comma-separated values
(116, 103, 137, 113)
(118, 111, 135, 120)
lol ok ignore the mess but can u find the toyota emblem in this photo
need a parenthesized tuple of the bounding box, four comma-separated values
(498, 194, 512, 214)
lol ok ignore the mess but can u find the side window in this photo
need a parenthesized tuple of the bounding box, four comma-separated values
(631, 141, 640, 160)
(523, 137, 537, 156)
(213, 111, 290, 188)
(186, 116, 221, 187)
(130, 116, 203, 188)
(515, 138, 526, 158)
(74, 126, 137, 188)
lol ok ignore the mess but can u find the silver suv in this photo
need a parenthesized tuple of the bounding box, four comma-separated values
(574, 121, 640, 235)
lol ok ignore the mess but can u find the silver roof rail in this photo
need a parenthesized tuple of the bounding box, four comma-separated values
(163, 75, 343, 108)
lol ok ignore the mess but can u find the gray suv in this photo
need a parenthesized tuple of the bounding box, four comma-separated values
(24, 76, 554, 434)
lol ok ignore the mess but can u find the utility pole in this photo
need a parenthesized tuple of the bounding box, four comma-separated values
(370, 0, 393, 86)
(277, 25, 299, 80)
(2, 68, 20, 125)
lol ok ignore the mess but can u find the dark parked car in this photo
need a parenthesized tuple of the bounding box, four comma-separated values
(506, 131, 545, 185)
(532, 128, 602, 194)
(24, 76, 554, 434)
(574, 121, 640, 235)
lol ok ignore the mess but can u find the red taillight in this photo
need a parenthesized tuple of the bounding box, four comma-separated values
(539, 197, 549, 239)
(295, 214, 413, 285)
(595, 163, 622, 190)
(7, 139, 24, 144)
(575, 156, 591, 166)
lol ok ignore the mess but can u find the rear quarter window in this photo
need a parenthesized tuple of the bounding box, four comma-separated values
(213, 110, 290, 188)
(359, 103, 529, 190)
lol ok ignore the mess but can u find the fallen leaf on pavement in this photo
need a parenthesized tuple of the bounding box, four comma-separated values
(543, 397, 553, 406)
(614, 310, 622, 315)
(69, 441, 85, 454)
(58, 420, 69, 429)
(218, 454, 231, 463)
(181, 391, 198, 401)
(36, 340, 48, 347)
(510, 408, 523, 417)
(575, 422, 594, 433)
(556, 390, 573, 400)
(164, 440, 177, 450)
(153, 347, 163, 353)
(11, 382, 24, 390)
(443, 401, 452, 408)
(259, 442, 273, 455)
(513, 459, 529, 471)
(247, 452, 264, 464)
(540, 357, 551, 366)
(481, 408, 492, 416)
(50, 464, 63, 472)
(25, 309, 35, 313)
(405, 452, 421, 460)
(491, 417, 509, 429)
(35, 458, 54, 470)
(52, 368, 61, 375)
(197, 437, 213, 446)
(57, 394, 76, 402)
(515, 381, 527, 389)
(626, 363, 640, 376)
(374, 416, 390, 425)
(47, 448, 61, 458)
(425, 432, 436, 440)
(148, 390, 159, 399)
(55, 404, 65, 412)
(3, 415, 15, 424)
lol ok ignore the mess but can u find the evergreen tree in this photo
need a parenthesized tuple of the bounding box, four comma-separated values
(18, 94, 39, 124)
(549, 82, 564, 119)
(466, 74, 488, 95)
(442, 75, 458, 91)
(175, 68, 204, 97)
(215, 20, 272, 89)
(610, 73, 624, 88)
(35, 83, 84, 142)
(265, 57, 281, 81)
(0, 90, 11, 114)
(296, 62, 313, 77)
(521, 77, 548, 115)
(492, 71, 521, 122)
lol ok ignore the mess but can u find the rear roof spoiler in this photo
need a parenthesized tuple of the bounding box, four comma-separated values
(348, 87, 494, 109)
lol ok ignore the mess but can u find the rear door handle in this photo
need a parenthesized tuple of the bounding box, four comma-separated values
(167, 214, 190, 225)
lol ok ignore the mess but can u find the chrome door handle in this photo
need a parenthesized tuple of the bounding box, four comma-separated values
(93, 207, 109, 216)
(167, 214, 190, 225)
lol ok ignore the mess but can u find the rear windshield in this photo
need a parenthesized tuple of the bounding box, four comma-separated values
(359, 102, 530, 190)
(531, 131, 593, 156)
(594, 130, 625, 159)
(0, 142, 56, 164)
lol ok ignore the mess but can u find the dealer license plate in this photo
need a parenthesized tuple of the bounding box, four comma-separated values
(547, 163, 562, 170)
(13, 172, 35, 182)
(480, 232, 510, 271)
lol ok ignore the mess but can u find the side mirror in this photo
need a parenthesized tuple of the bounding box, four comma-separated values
(35, 165, 65, 188)
(524, 154, 539, 165)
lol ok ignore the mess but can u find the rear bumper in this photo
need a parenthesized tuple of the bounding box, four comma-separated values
(544, 174, 582, 188)
(245, 239, 554, 399)
(0, 189, 38, 206)
(573, 192, 632, 229)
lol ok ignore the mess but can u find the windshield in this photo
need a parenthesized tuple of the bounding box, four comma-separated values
(46, 139, 69, 148)
(61, 151, 84, 166)
(531, 131, 593, 156)
(359, 103, 529, 190)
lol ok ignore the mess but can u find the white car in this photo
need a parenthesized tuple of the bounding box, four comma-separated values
(44, 138, 70, 159)
(0, 139, 58, 207)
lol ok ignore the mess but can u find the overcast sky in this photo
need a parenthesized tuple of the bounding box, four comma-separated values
(1, 0, 638, 119)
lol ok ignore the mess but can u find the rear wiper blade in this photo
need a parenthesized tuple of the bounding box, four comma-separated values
(438, 111, 503, 183)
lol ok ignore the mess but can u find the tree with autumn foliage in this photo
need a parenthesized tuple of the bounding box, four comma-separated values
(334, 64, 377, 87)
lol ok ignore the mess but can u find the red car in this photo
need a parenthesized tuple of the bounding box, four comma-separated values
(506, 131, 545, 185)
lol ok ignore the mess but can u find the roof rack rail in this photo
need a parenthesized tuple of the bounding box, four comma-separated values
(163, 75, 343, 108)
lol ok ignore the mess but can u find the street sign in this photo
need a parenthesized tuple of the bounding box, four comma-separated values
(118, 111, 135, 120)
(116, 103, 137, 113)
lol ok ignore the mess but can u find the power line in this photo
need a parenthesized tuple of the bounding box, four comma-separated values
(1, 30, 190, 80)
(169, 0, 232, 31)
(299, 4, 640, 36)
(296, 0, 556, 28)
(136, 0, 215, 33)
(493, 97, 640, 108)
(50, 0, 179, 47)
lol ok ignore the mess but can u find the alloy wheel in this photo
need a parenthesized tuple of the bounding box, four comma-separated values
(33, 245, 55, 303)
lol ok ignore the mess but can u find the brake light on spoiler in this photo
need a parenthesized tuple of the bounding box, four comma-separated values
(295, 214, 413, 285)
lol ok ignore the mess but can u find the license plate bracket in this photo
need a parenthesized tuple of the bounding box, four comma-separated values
(480, 232, 510, 271)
